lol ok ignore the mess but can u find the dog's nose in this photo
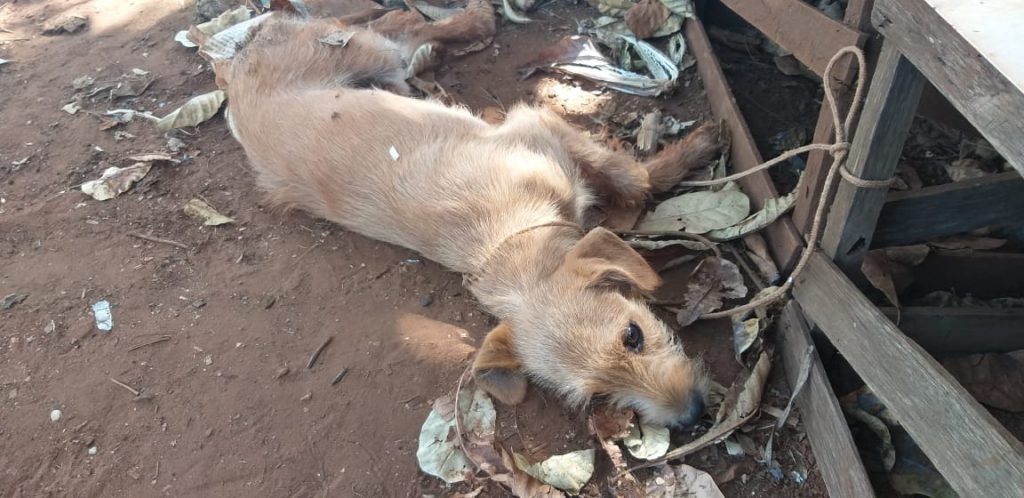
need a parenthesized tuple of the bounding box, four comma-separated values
(676, 389, 706, 429)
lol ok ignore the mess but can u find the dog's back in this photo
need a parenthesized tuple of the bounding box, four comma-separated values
(225, 15, 585, 273)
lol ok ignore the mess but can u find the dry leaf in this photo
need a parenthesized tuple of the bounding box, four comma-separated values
(406, 43, 435, 79)
(626, 238, 708, 252)
(743, 234, 780, 284)
(732, 318, 759, 360)
(635, 110, 662, 155)
(412, 1, 463, 20)
(624, 0, 670, 39)
(72, 75, 94, 90)
(676, 258, 746, 326)
(646, 464, 724, 498)
(882, 244, 930, 266)
(661, 0, 696, 18)
(129, 153, 179, 164)
(416, 387, 497, 483)
(705, 192, 796, 241)
(941, 351, 1024, 412)
(319, 30, 355, 47)
(81, 163, 152, 201)
(197, 13, 271, 62)
(624, 422, 670, 460)
(42, 15, 87, 35)
(61, 102, 80, 114)
(945, 158, 988, 182)
(111, 73, 155, 98)
(516, 450, 595, 495)
(184, 199, 235, 226)
(157, 90, 226, 131)
(928, 235, 1007, 251)
(501, 0, 533, 24)
(861, 251, 901, 308)
(497, 451, 564, 497)
(637, 189, 750, 234)
(194, 6, 251, 38)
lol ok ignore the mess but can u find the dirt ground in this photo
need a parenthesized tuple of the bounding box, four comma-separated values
(0, 1, 827, 496)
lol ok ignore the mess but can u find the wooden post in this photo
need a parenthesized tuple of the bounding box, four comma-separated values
(820, 43, 925, 274)
(794, 252, 1024, 497)
(684, 19, 804, 270)
(777, 302, 875, 498)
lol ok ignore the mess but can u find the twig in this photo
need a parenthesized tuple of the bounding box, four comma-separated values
(127, 335, 171, 352)
(307, 336, 333, 369)
(110, 378, 141, 397)
(330, 367, 349, 386)
(128, 232, 190, 251)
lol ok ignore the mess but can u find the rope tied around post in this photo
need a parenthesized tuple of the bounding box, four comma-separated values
(644, 46, 888, 320)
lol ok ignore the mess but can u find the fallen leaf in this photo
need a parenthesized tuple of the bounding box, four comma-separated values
(72, 75, 95, 90)
(624, 0, 670, 39)
(731, 318, 759, 360)
(42, 15, 87, 35)
(645, 464, 724, 498)
(496, 451, 564, 497)
(412, 1, 463, 20)
(881, 244, 930, 266)
(521, 35, 677, 97)
(184, 199, 235, 226)
(156, 90, 226, 131)
(861, 251, 902, 308)
(637, 189, 750, 234)
(590, 405, 635, 440)
(945, 158, 988, 182)
(661, 0, 696, 18)
(635, 110, 662, 155)
(928, 235, 1007, 251)
(81, 163, 152, 201)
(61, 102, 80, 114)
(417, 387, 496, 483)
(676, 257, 746, 326)
(743, 234, 780, 284)
(516, 450, 595, 495)
(111, 73, 155, 98)
(406, 43, 435, 79)
(194, 6, 251, 38)
(129, 153, 179, 163)
(624, 422, 670, 460)
(319, 30, 355, 47)
(626, 237, 708, 252)
(197, 13, 272, 62)
(500, 0, 533, 24)
(941, 351, 1024, 412)
(705, 192, 796, 241)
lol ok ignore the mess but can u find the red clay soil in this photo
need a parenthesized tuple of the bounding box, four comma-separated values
(0, 1, 826, 496)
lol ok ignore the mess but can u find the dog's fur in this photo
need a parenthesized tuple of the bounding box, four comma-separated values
(224, 7, 720, 427)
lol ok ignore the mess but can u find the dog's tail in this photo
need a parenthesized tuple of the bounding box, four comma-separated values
(644, 122, 727, 193)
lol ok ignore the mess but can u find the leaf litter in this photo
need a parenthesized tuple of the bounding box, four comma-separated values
(156, 90, 226, 131)
(81, 163, 152, 201)
(416, 386, 496, 484)
(675, 257, 747, 326)
(184, 199, 235, 226)
(635, 187, 750, 233)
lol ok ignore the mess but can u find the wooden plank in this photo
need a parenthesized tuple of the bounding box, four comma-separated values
(874, 0, 1024, 176)
(880, 307, 1024, 355)
(777, 301, 875, 498)
(842, 0, 875, 31)
(873, 172, 1024, 247)
(906, 252, 1024, 299)
(684, 19, 803, 270)
(793, 251, 1024, 497)
(718, 0, 866, 77)
(820, 43, 926, 274)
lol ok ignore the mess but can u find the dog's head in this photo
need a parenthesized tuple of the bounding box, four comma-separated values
(473, 227, 708, 428)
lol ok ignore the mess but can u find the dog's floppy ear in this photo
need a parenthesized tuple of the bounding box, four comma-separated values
(473, 322, 528, 405)
(564, 227, 660, 293)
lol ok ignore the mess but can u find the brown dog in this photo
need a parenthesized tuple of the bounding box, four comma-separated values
(224, 8, 720, 427)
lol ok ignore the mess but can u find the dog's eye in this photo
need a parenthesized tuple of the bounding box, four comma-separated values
(623, 321, 644, 353)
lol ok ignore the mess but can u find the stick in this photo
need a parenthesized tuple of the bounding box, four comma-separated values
(306, 336, 333, 369)
(330, 367, 349, 386)
(110, 378, 141, 397)
(128, 232, 190, 251)
(127, 335, 171, 352)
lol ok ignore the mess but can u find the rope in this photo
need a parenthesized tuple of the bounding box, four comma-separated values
(680, 46, 878, 320)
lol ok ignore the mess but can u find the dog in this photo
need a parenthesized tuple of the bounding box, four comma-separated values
(223, 6, 720, 428)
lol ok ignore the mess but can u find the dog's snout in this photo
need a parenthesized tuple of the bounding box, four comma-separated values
(676, 389, 706, 429)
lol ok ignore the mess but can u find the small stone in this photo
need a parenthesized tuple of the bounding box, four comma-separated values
(88, 446, 98, 455)
(191, 299, 206, 309)
(44, 320, 56, 334)
(205, 428, 214, 438)
(420, 295, 433, 307)
(50, 409, 62, 422)
(300, 392, 312, 401)
(167, 137, 185, 152)
(203, 354, 213, 366)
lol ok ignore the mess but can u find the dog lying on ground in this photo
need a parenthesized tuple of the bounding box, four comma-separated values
(224, 4, 721, 428)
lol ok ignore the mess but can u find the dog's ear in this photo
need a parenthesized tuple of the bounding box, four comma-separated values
(473, 322, 528, 405)
(564, 227, 660, 293)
